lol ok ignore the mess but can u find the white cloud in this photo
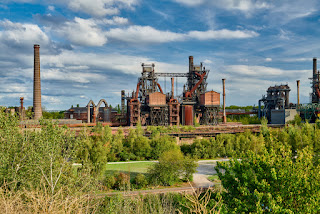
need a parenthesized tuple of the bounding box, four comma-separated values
(42, 95, 63, 105)
(0, 19, 50, 48)
(173, 0, 271, 12)
(173, 0, 205, 6)
(68, 0, 138, 17)
(106, 25, 259, 43)
(42, 68, 105, 83)
(53, 17, 108, 46)
(280, 58, 310, 62)
(48, 5, 55, 11)
(107, 25, 186, 43)
(214, 0, 271, 12)
(188, 29, 259, 40)
(98, 16, 129, 25)
(265, 58, 272, 62)
(203, 59, 213, 64)
(224, 65, 309, 78)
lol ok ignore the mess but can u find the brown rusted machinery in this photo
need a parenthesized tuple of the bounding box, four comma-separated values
(126, 56, 220, 126)
(181, 56, 220, 125)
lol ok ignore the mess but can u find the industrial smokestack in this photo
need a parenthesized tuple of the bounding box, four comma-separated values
(189, 56, 194, 72)
(33, 44, 42, 120)
(297, 80, 300, 106)
(20, 97, 24, 110)
(222, 79, 226, 123)
(313, 58, 317, 77)
(171, 78, 174, 98)
(20, 97, 24, 120)
(121, 90, 125, 114)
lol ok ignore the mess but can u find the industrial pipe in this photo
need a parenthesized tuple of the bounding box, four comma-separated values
(157, 83, 164, 94)
(171, 78, 174, 98)
(297, 80, 300, 106)
(185, 72, 206, 98)
(222, 79, 226, 123)
(134, 82, 141, 100)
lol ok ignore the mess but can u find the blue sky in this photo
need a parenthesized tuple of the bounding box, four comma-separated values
(0, 0, 319, 110)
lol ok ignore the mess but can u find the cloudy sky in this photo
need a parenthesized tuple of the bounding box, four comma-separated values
(0, 0, 319, 110)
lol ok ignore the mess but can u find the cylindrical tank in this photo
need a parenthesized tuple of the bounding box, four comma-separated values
(184, 105, 193, 125)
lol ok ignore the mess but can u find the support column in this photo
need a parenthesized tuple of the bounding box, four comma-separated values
(222, 79, 226, 123)
(297, 80, 300, 106)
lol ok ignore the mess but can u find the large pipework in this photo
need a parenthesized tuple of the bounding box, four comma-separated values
(222, 79, 226, 123)
(171, 78, 174, 98)
(297, 80, 300, 106)
(33, 44, 42, 120)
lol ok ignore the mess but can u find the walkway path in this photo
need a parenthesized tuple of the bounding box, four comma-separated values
(193, 159, 228, 187)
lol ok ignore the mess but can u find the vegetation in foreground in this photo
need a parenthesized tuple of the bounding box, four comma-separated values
(1, 109, 320, 213)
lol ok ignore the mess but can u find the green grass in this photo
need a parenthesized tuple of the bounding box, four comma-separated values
(105, 162, 156, 182)
(106, 162, 155, 173)
(207, 175, 220, 182)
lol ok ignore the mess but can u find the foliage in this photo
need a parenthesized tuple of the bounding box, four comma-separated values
(101, 193, 178, 213)
(0, 111, 78, 193)
(0, 183, 102, 213)
(123, 126, 151, 160)
(178, 188, 223, 214)
(150, 134, 179, 159)
(113, 172, 131, 190)
(287, 114, 302, 125)
(216, 145, 320, 213)
(42, 110, 65, 119)
(77, 123, 110, 175)
(133, 173, 148, 189)
(227, 115, 261, 124)
(104, 174, 116, 189)
(148, 150, 198, 186)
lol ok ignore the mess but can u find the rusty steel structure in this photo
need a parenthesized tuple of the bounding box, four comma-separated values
(310, 58, 320, 103)
(126, 56, 220, 126)
(258, 84, 291, 122)
(33, 44, 42, 119)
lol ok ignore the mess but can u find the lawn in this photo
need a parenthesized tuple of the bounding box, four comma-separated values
(105, 161, 156, 178)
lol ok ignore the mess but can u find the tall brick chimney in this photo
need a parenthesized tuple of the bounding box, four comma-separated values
(33, 44, 42, 119)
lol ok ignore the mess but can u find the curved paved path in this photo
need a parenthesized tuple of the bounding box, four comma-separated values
(193, 159, 228, 187)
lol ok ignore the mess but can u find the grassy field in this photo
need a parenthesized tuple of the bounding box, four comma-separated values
(105, 161, 156, 176)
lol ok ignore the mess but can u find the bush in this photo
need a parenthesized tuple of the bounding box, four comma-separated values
(148, 150, 198, 186)
(150, 135, 178, 159)
(133, 173, 148, 189)
(216, 146, 320, 213)
(104, 174, 116, 189)
(114, 172, 130, 190)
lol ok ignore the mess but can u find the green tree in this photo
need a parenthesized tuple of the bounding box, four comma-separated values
(77, 124, 110, 175)
(216, 145, 320, 213)
(0, 111, 78, 193)
(148, 150, 197, 186)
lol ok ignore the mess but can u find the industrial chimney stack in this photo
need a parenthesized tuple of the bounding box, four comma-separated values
(33, 44, 42, 119)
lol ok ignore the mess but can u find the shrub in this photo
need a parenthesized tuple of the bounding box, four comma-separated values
(114, 172, 130, 190)
(133, 173, 148, 189)
(104, 174, 116, 189)
(148, 150, 197, 186)
(150, 135, 178, 159)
